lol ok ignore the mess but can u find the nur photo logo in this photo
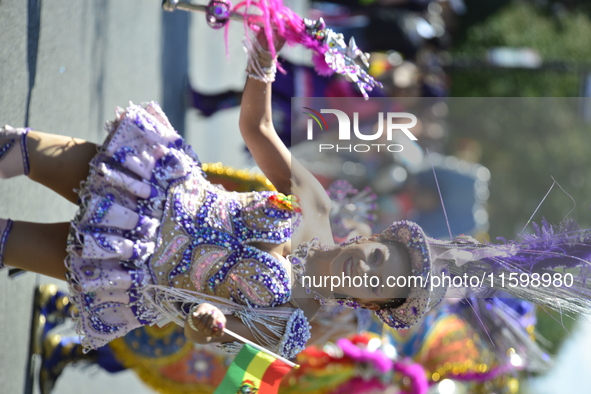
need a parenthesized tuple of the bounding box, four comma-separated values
(302, 107, 418, 153)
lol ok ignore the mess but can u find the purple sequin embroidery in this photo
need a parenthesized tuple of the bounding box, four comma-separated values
(112, 146, 137, 164)
(0, 139, 15, 162)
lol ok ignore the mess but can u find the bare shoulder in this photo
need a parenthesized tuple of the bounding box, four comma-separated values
(290, 158, 332, 216)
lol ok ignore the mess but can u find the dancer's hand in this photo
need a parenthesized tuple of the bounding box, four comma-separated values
(185, 303, 226, 341)
(255, 29, 286, 64)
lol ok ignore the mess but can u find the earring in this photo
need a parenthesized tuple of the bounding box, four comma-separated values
(336, 298, 360, 309)
(313, 295, 360, 309)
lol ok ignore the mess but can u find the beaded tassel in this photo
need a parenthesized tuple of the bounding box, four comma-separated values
(143, 285, 311, 359)
(0, 219, 14, 269)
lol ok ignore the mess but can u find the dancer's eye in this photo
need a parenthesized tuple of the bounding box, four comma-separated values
(371, 250, 383, 264)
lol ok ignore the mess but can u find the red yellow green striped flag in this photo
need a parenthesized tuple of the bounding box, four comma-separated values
(214, 343, 293, 394)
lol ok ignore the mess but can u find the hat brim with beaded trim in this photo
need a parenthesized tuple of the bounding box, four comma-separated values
(374, 220, 444, 330)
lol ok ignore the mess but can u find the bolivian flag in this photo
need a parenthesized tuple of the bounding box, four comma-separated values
(214, 344, 292, 394)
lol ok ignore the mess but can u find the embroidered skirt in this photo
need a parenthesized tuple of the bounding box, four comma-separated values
(65, 102, 200, 351)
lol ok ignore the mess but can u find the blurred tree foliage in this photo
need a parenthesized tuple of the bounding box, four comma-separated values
(446, 2, 591, 239)
(450, 2, 591, 97)
(541, 0, 591, 18)
(456, 0, 591, 44)
(534, 308, 577, 355)
(447, 97, 591, 239)
(445, 2, 591, 371)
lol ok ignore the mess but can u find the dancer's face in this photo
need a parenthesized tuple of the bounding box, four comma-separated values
(329, 240, 411, 308)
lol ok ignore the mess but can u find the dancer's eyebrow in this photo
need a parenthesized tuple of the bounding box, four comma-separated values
(378, 244, 391, 265)
(384, 246, 391, 261)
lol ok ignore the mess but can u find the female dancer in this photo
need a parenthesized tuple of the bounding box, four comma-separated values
(2, 31, 591, 363)
(0, 31, 417, 360)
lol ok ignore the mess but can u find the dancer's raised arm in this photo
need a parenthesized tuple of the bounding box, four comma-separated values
(239, 34, 330, 210)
